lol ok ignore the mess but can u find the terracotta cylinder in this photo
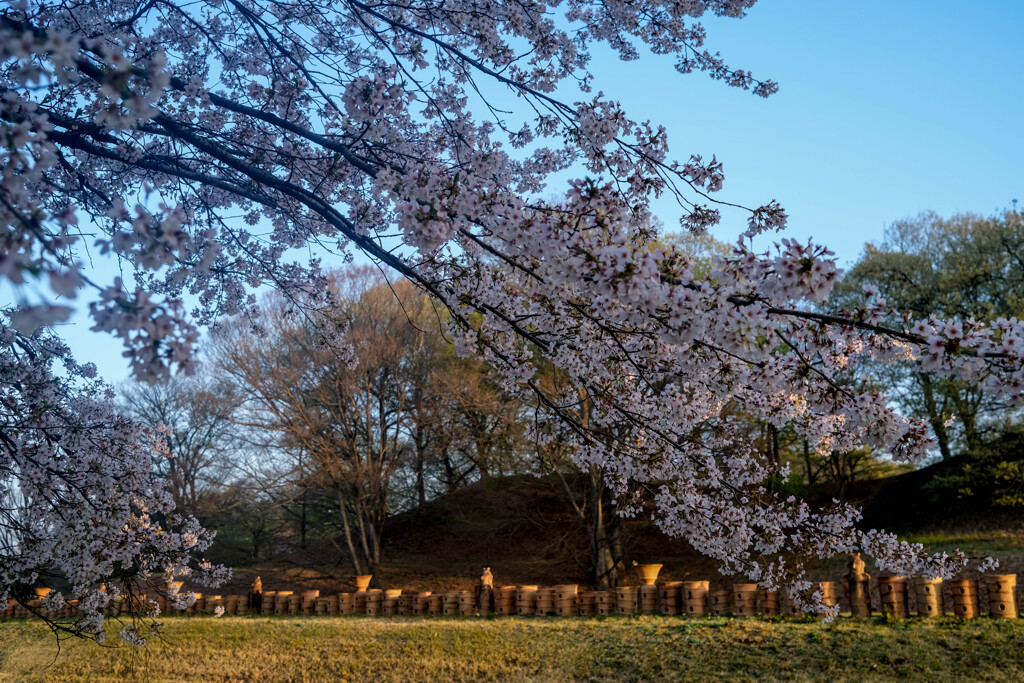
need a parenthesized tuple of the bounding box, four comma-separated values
(517, 587, 538, 615)
(987, 593, 1017, 619)
(208, 595, 224, 614)
(478, 586, 494, 614)
(353, 591, 368, 614)
(948, 580, 978, 619)
(274, 591, 293, 616)
(495, 587, 517, 615)
(660, 581, 682, 615)
(578, 592, 597, 616)
(844, 578, 871, 617)
(225, 595, 239, 614)
(913, 578, 943, 618)
(709, 588, 730, 617)
(595, 590, 615, 616)
(639, 585, 659, 615)
(684, 581, 709, 617)
(555, 600, 577, 617)
(327, 595, 340, 615)
(443, 591, 460, 616)
(877, 577, 909, 619)
(414, 592, 432, 615)
(985, 575, 1017, 619)
(986, 574, 1017, 593)
(615, 587, 638, 615)
(314, 597, 329, 615)
(428, 594, 444, 616)
(383, 597, 399, 616)
(339, 593, 355, 615)
(366, 589, 384, 617)
(261, 591, 276, 615)
(555, 587, 579, 614)
(782, 596, 803, 618)
(459, 590, 476, 616)
(819, 582, 840, 608)
(732, 583, 758, 617)
(536, 588, 555, 615)
(554, 585, 578, 601)
(287, 594, 301, 615)
(398, 595, 414, 615)
(759, 589, 781, 616)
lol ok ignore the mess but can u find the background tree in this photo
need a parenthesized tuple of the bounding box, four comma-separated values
(835, 209, 1024, 459)
(212, 269, 451, 577)
(119, 375, 236, 520)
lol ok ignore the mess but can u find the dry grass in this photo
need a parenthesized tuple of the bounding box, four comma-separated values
(2, 615, 1024, 682)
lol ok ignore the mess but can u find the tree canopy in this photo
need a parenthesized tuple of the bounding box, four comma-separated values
(835, 209, 1024, 460)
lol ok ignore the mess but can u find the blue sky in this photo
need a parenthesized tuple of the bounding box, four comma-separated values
(44, 1, 1024, 383)
(593, 0, 1024, 260)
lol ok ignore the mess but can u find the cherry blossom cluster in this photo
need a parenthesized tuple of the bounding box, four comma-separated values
(0, 322, 227, 644)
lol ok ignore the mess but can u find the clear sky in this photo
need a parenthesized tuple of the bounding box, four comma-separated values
(43, 0, 1024, 383)
(595, 0, 1024, 260)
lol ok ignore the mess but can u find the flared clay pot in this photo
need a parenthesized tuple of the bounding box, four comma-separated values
(635, 564, 663, 585)
(353, 575, 373, 592)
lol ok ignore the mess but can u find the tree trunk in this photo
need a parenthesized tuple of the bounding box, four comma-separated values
(337, 491, 366, 576)
(802, 438, 817, 486)
(920, 374, 952, 460)
(589, 467, 625, 589)
(415, 452, 427, 506)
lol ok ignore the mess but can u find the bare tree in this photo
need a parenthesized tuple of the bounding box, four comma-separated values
(212, 268, 445, 577)
(119, 375, 236, 519)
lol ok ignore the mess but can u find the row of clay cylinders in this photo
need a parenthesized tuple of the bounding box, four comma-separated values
(2, 588, 51, 618)
(435, 591, 472, 616)
(494, 585, 576, 616)
(614, 583, 679, 616)
(589, 582, 782, 617)
(164, 592, 231, 615)
(259, 590, 318, 615)
(132, 592, 251, 616)
(946, 577, 1017, 619)
(692, 582, 784, 617)
(3, 599, 88, 619)
(868, 575, 1019, 619)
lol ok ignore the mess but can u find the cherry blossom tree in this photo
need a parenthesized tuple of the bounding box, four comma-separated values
(0, 321, 227, 645)
(1, 0, 1019, 620)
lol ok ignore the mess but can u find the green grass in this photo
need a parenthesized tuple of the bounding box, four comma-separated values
(2, 615, 1024, 682)
(907, 530, 1024, 558)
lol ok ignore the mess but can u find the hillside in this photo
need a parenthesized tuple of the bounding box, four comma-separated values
(202, 469, 1024, 597)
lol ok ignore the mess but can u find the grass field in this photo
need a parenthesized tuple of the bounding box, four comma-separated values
(2, 615, 1024, 682)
